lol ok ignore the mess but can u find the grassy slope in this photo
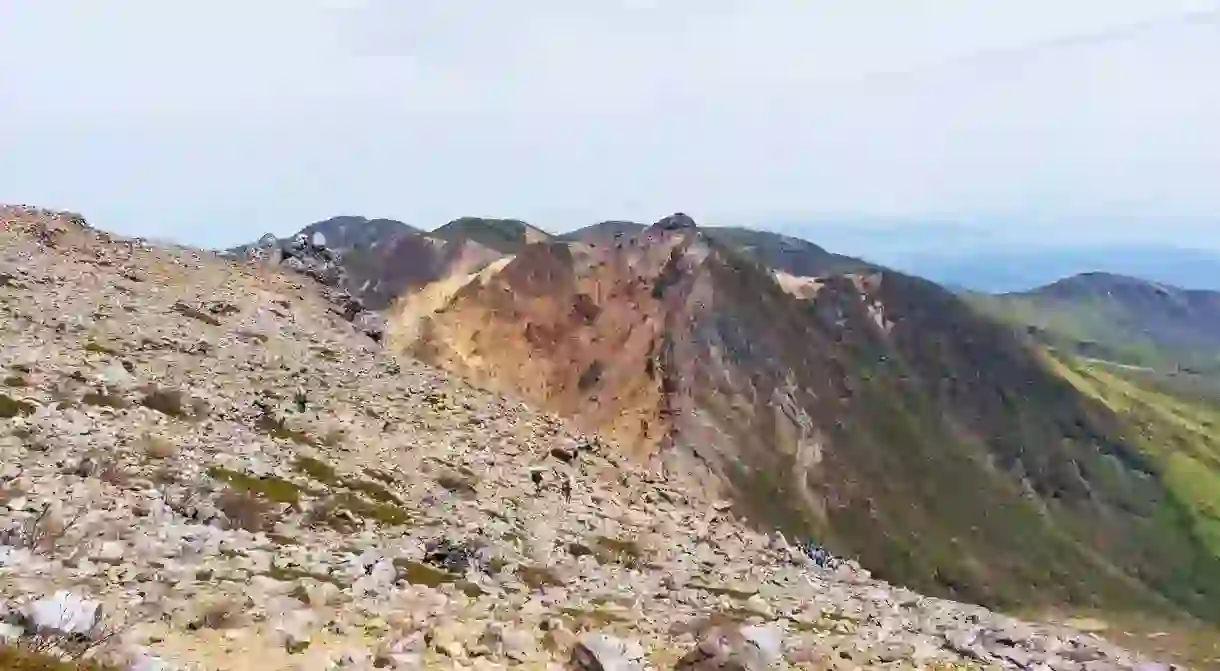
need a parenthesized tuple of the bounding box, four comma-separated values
(692, 251, 1220, 622)
(1051, 357, 1220, 558)
(966, 284, 1220, 377)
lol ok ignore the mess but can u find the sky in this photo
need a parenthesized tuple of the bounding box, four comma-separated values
(2, 1, 1219, 251)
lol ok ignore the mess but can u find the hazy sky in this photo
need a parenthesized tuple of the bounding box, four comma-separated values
(2, 2, 1219, 250)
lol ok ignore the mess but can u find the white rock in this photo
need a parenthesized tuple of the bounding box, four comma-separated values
(24, 590, 103, 636)
(569, 632, 645, 671)
(740, 623, 784, 666)
(95, 540, 125, 562)
(0, 621, 23, 643)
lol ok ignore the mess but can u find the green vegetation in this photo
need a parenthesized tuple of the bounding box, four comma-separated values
(394, 558, 455, 587)
(0, 645, 118, 671)
(435, 470, 478, 496)
(139, 386, 201, 419)
(266, 563, 343, 586)
(592, 535, 647, 568)
(3, 375, 26, 387)
(1050, 357, 1220, 560)
(82, 390, 127, 409)
(255, 414, 317, 445)
(967, 274, 1220, 381)
(207, 466, 302, 505)
(0, 392, 36, 418)
(171, 301, 221, 326)
(699, 252, 1220, 622)
(83, 342, 118, 355)
(703, 226, 873, 278)
(332, 492, 408, 525)
(363, 467, 398, 484)
(293, 455, 339, 486)
(343, 478, 403, 505)
(517, 564, 564, 589)
(431, 217, 550, 254)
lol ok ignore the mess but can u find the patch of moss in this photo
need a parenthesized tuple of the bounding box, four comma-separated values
(82, 390, 128, 409)
(343, 477, 403, 505)
(83, 341, 118, 355)
(364, 467, 398, 484)
(436, 470, 478, 496)
(0, 393, 36, 418)
(0, 644, 120, 670)
(139, 386, 188, 418)
(4, 375, 27, 387)
(314, 347, 339, 361)
(294, 455, 340, 486)
(518, 565, 564, 589)
(686, 580, 758, 600)
(207, 465, 302, 505)
(567, 542, 594, 557)
(256, 414, 317, 446)
(172, 301, 221, 326)
(395, 559, 458, 588)
(266, 563, 344, 586)
(592, 535, 647, 567)
(267, 532, 299, 547)
(558, 606, 629, 628)
(318, 429, 345, 446)
(333, 492, 409, 526)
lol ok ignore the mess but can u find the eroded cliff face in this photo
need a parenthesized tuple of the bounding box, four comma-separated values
(390, 227, 704, 468)
(387, 215, 1220, 620)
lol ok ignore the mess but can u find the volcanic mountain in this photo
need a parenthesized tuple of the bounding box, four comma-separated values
(389, 214, 1220, 622)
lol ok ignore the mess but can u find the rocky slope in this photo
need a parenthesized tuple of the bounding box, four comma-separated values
(561, 221, 873, 278)
(0, 205, 1179, 670)
(390, 215, 1220, 629)
(228, 217, 503, 311)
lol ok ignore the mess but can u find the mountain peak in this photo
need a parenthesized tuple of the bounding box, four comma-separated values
(651, 212, 698, 231)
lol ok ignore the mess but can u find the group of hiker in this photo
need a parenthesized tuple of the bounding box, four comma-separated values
(798, 539, 839, 570)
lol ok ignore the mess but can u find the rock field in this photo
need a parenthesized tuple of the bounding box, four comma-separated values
(0, 206, 1172, 669)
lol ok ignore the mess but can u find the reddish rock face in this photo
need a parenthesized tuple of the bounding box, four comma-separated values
(389, 218, 1220, 620)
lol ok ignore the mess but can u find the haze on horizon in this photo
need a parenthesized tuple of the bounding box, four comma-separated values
(2, 1, 1218, 251)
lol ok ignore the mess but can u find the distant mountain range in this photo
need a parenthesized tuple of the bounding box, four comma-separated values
(890, 246, 1220, 294)
(968, 271, 1220, 400)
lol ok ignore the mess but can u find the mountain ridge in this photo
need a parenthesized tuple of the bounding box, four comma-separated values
(386, 215, 1220, 624)
(3, 204, 1216, 668)
(970, 271, 1220, 381)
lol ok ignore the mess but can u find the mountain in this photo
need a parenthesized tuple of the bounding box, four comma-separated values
(970, 272, 1220, 378)
(389, 214, 1220, 626)
(4, 203, 1186, 670)
(558, 220, 646, 243)
(230, 216, 503, 310)
(700, 227, 875, 278)
(431, 216, 553, 254)
(298, 215, 420, 248)
(888, 246, 1220, 293)
(562, 221, 874, 277)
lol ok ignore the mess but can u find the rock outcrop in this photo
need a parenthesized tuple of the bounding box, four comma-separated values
(239, 231, 387, 342)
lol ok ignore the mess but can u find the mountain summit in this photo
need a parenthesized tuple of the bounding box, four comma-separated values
(388, 215, 1220, 624)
